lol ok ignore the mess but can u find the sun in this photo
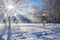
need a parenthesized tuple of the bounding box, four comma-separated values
(7, 5, 14, 9)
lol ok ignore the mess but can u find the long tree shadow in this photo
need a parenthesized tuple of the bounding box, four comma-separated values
(0, 25, 7, 40)
(7, 27, 12, 40)
(0, 26, 12, 40)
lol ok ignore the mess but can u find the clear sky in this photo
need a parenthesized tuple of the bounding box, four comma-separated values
(28, 0, 40, 7)
(20, 0, 41, 15)
(20, 0, 55, 15)
(28, 0, 56, 10)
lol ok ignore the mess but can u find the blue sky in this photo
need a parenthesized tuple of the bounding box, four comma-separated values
(28, 0, 40, 7)
(27, 0, 56, 10)
(21, 0, 43, 15)
(28, 0, 43, 9)
(17, 0, 56, 15)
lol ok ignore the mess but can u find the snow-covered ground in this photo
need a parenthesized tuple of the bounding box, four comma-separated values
(0, 23, 60, 40)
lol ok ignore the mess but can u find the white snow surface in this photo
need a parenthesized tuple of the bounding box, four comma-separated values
(0, 23, 60, 40)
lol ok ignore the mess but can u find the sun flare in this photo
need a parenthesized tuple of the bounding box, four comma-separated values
(7, 5, 14, 9)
